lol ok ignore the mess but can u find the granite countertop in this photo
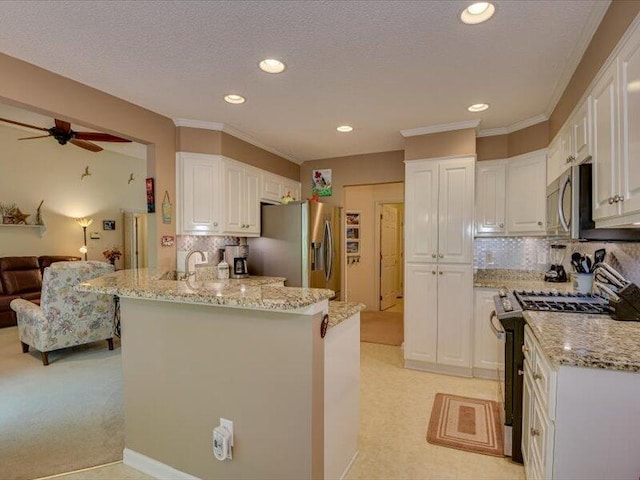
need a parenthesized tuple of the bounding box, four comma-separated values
(523, 310, 640, 373)
(328, 301, 366, 328)
(474, 268, 574, 292)
(76, 268, 333, 311)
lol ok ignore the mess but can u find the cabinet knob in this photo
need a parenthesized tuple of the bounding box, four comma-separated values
(533, 373, 543, 381)
(530, 428, 541, 437)
(499, 223, 504, 228)
(432, 270, 436, 275)
(432, 253, 437, 258)
(438, 254, 444, 258)
(213, 222, 218, 227)
(537, 221, 543, 226)
(614, 195, 625, 203)
(439, 271, 443, 275)
(608, 197, 616, 205)
(522, 345, 530, 354)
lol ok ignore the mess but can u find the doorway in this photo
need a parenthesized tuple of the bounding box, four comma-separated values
(123, 211, 149, 269)
(378, 202, 404, 312)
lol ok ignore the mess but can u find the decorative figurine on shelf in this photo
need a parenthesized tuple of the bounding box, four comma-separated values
(35, 200, 44, 226)
(308, 193, 320, 203)
(102, 247, 122, 266)
(281, 191, 295, 204)
(0, 202, 16, 224)
(12, 208, 30, 225)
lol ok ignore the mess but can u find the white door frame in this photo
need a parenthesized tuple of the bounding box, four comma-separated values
(374, 199, 403, 311)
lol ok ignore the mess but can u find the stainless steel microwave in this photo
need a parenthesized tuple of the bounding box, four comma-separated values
(546, 163, 640, 241)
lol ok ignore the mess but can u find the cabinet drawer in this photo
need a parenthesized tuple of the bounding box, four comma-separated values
(530, 396, 554, 480)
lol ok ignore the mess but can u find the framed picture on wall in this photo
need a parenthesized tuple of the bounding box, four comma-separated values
(346, 227, 359, 240)
(146, 177, 155, 213)
(103, 220, 116, 230)
(346, 212, 360, 226)
(346, 241, 360, 255)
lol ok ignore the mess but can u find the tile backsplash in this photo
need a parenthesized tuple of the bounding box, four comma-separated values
(177, 235, 240, 265)
(474, 237, 640, 285)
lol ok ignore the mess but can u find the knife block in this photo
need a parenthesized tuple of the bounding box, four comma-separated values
(609, 282, 640, 321)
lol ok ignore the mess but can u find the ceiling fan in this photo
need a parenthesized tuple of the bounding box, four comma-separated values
(0, 117, 131, 152)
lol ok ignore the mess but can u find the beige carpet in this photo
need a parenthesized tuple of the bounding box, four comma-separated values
(360, 311, 403, 346)
(427, 393, 504, 457)
(0, 327, 124, 480)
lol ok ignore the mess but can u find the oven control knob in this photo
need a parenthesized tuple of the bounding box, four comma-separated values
(498, 288, 508, 298)
(502, 300, 513, 312)
(522, 345, 530, 354)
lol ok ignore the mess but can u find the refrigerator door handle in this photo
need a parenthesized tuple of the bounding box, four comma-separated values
(324, 220, 333, 282)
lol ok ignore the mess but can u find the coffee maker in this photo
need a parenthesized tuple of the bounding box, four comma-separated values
(544, 244, 568, 282)
(224, 246, 249, 279)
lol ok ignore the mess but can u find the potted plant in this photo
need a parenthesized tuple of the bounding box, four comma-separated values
(0, 203, 16, 224)
(102, 247, 122, 266)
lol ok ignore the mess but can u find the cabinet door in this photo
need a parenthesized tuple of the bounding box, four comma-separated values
(223, 159, 245, 233)
(261, 171, 282, 202)
(438, 158, 474, 263)
(547, 136, 562, 186)
(560, 124, 574, 170)
(405, 160, 439, 263)
(473, 288, 504, 373)
(179, 153, 221, 234)
(404, 263, 438, 364)
(522, 361, 534, 474)
(573, 98, 592, 164)
(476, 161, 506, 235)
(244, 166, 261, 235)
(592, 62, 620, 221)
(436, 265, 472, 368)
(619, 35, 640, 217)
(507, 153, 547, 234)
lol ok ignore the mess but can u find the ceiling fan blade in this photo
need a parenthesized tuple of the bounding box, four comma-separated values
(0, 117, 49, 132)
(55, 119, 72, 133)
(70, 139, 103, 152)
(18, 134, 52, 140)
(74, 132, 132, 143)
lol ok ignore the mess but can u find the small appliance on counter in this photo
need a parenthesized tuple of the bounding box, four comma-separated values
(593, 262, 640, 321)
(224, 246, 249, 279)
(544, 244, 568, 282)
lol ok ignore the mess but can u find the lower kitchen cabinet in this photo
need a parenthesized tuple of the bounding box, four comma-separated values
(404, 263, 472, 376)
(523, 326, 640, 479)
(472, 288, 504, 379)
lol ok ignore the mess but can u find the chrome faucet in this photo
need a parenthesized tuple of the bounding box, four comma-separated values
(182, 250, 206, 280)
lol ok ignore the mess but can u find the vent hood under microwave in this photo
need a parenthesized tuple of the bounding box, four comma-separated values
(547, 163, 640, 242)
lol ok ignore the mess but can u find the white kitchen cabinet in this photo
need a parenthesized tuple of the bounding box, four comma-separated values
(592, 60, 619, 222)
(404, 156, 474, 376)
(222, 158, 261, 236)
(176, 152, 222, 235)
(506, 151, 547, 234)
(546, 136, 562, 186)
(261, 171, 302, 204)
(571, 97, 592, 164)
(473, 288, 504, 379)
(405, 157, 474, 264)
(475, 160, 506, 235)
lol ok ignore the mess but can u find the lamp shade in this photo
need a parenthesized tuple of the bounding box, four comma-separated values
(76, 217, 93, 228)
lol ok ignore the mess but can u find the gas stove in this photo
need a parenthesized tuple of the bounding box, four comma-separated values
(513, 290, 611, 314)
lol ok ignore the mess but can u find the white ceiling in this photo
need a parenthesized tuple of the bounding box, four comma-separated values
(0, 0, 609, 163)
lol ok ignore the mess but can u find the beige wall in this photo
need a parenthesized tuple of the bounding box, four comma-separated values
(477, 121, 549, 161)
(121, 298, 324, 479)
(0, 52, 176, 268)
(301, 150, 404, 206)
(344, 183, 404, 310)
(176, 127, 300, 180)
(549, 0, 640, 139)
(404, 128, 476, 161)
(0, 124, 146, 267)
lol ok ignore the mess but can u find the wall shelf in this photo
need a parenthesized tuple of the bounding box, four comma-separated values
(0, 223, 46, 237)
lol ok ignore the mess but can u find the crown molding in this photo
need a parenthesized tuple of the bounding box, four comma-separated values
(544, 0, 611, 117)
(173, 118, 300, 164)
(477, 114, 548, 137)
(400, 119, 481, 138)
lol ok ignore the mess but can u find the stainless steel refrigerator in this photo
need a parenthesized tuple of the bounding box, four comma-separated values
(247, 201, 341, 298)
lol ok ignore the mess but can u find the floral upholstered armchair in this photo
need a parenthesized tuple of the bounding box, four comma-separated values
(10, 261, 116, 365)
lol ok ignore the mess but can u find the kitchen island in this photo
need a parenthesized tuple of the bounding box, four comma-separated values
(78, 269, 364, 480)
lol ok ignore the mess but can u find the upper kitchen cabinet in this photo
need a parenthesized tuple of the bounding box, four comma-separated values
(547, 135, 563, 186)
(261, 171, 302, 204)
(176, 152, 222, 235)
(475, 160, 506, 235)
(591, 23, 640, 226)
(506, 151, 547, 234)
(405, 157, 474, 264)
(223, 158, 261, 236)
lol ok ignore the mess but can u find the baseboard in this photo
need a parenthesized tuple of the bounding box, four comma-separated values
(404, 359, 473, 378)
(123, 448, 200, 480)
(472, 367, 500, 380)
(340, 450, 359, 480)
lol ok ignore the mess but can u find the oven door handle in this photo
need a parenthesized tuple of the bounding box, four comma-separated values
(558, 174, 571, 232)
(489, 310, 506, 341)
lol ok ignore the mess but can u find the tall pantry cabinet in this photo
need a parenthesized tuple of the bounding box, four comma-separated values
(404, 156, 475, 376)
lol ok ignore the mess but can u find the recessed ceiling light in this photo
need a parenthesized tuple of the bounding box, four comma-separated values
(224, 94, 246, 104)
(460, 2, 495, 24)
(259, 58, 286, 74)
(467, 103, 489, 112)
(337, 125, 353, 133)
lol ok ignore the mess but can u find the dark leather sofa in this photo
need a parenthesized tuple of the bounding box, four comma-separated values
(0, 256, 80, 328)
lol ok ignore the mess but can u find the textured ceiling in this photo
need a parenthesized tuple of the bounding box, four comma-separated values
(0, 0, 607, 162)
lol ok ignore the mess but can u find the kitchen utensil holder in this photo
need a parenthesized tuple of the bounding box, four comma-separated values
(575, 273, 594, 294)
(609, 282, 640, 322)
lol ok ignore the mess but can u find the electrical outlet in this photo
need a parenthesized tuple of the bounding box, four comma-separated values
(220, 418, 234, 447)
(484, 251, 494, 264)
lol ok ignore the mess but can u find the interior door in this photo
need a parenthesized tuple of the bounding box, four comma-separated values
(380, 204, 398, 310)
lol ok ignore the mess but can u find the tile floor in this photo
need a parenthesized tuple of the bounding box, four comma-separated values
(46, 343, 524, 480)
